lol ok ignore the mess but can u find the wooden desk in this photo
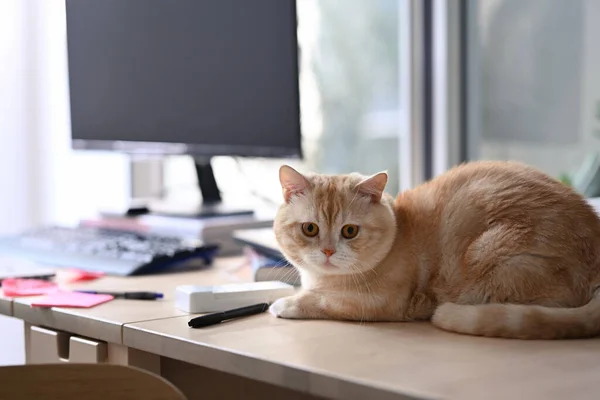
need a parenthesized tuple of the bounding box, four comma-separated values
(0, 257, 253, 374)
(0, 293, 12, 316)
(3, 257, 600, 400)
(124, 314, 600, 400)
(9, 258, 248, 344)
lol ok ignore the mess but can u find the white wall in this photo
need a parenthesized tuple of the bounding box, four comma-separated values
(0, 1, 28, 365)
(0, 1, 35, 235)
(0, 0, 135, 365)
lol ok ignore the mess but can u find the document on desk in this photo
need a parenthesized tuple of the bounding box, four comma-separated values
(30, 291, 114, 308)
(0, 256, 55, 281)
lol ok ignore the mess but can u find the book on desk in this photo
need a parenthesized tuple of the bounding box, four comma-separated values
(233, 228, 300, 286)
(81, 213, 274, 257)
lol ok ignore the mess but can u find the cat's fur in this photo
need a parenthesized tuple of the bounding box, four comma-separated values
(269, 160, 600, 339)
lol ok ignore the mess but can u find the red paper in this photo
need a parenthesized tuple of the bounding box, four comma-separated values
(30, 291, 114, 308)
(2, 278, 58, 297)
(56, 269, 105, 283)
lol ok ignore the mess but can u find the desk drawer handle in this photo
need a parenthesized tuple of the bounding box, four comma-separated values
(28, 325, 107, 364)
(69, 336, 107, 363)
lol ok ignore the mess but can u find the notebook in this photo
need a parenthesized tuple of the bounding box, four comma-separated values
(233, 228, 301, 286)
(232, 228, 283, 259)
(0, 257, 55, 282)
(246, 247, 300, 286)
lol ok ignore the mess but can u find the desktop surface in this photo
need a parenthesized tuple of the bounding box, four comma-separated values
(0, 257, 251, 344)
(2, 254, 600, 400)
(124, 309, 600, 400)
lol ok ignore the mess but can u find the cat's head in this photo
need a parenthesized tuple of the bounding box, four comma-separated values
(273, 165, 396, 277)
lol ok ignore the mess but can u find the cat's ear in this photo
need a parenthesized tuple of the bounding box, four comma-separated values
(279, 165, 310, 203)
(356, 171, 388, 203)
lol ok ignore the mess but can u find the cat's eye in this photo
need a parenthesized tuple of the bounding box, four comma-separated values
(341, 224, 359, 239)
(301, 222, 319, 237)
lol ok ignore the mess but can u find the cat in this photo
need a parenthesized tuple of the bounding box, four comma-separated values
(268, 160, 600, 339)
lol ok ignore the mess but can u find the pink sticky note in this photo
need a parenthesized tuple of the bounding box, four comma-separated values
(30, 291, 114, 308)
(2, 278, 59, 297)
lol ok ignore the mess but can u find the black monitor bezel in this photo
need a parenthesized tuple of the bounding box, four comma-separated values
(71, 139, 303, 159)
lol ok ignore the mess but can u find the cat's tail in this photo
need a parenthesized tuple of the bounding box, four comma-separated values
(431, 290, 600, 339)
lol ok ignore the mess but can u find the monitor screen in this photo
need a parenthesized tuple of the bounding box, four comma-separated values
(65, 0, 301, 158)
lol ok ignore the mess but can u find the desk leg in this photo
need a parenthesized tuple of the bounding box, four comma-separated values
(107, 344, 161, 376)
(23, 323, 32, 364)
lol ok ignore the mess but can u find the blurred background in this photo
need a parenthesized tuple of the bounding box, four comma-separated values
(1, 0, 599, 363)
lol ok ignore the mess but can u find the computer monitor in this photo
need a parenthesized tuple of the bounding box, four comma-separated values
(64, 0, 301, 218)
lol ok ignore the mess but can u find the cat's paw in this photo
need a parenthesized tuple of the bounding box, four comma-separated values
(269, 296, 303, 319)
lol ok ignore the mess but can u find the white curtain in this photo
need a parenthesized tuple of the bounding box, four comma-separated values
(0, 0, 137, 365)
(0, 0, 132, 237)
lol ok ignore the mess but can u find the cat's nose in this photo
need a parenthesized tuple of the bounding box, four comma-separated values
(322, 248, 336, 258)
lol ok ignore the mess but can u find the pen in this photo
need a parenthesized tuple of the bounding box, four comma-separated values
(76, 290, 164, 300)
(188, 302, 269, 328)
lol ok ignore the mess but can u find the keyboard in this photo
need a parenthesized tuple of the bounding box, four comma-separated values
(0, 226, 219, 276)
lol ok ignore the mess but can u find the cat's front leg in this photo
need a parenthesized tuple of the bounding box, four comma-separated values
(269, 291, 326, 319)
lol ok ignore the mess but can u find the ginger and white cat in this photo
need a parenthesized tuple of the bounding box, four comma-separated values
(269, 161, 600, 339)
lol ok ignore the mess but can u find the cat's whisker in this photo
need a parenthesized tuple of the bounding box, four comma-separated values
(273, 265, 292, 283)
(347, 264, 368, 324)
(282, 266, 300, 285)
(367, 263, 380, 278)
(268, 260, 288, 281)
(357, 269, 375, 316)
(273, 257, 288, 265)
(354, 266, 372, 292)
(354, 260, 383, 286)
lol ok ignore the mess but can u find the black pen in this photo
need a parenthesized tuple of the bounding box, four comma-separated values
(188, 303, 269, 328)
(77, 290, 164, 300)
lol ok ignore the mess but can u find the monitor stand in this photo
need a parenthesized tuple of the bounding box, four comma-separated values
(148, 158, 255, 219)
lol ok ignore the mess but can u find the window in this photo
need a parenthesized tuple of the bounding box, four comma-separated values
(466, 0, 600, 196)
(164, 0, 404, 205)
